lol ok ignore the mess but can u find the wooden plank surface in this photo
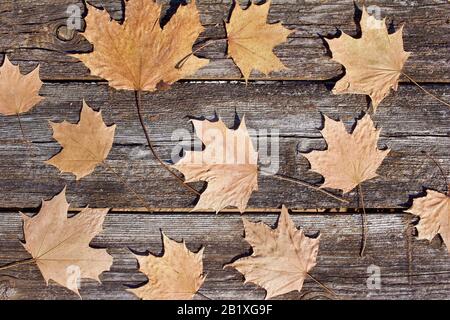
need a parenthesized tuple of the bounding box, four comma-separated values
(0, 0, 449, 300)
(1, 211, 450, 300)
(0, 0, 449, 82)
(0, 81, 448, 209)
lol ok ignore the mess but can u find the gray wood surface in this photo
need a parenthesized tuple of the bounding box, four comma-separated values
(0, 0, 449, 82)
(0, 0, 449, 300)
(1, 211, 450, 300)
(0, 81, 448, 209)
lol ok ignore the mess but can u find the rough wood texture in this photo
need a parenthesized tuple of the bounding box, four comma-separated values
(0, 81, 448, 209)
(0, 0, 449, 300)
(0, 0, 449, 82)
(1, 211, 449, 300)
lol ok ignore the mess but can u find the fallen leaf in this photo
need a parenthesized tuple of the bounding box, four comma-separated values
(226, 0, 292, 81)
(225, 205, 320, 299)
(72, 0, 208, 91)
(129, 233, 205, 300)
(22, 188, 112, 296)
(407, 190, 450, 253)
(173, 117, 258, 213)
(302, 114, 390, 193)
(0, 55, 43, 115)
(46, 100, 116, 180)
(326, 6, 410, 110)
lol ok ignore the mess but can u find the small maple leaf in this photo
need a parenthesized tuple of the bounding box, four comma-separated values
(226, 0, 293, 81)
(302, 114, 390, 194)
(46, 100, 116, 180)
(129, 233, 205, 300)
(225, 205, 320, 299)
(173, 117, 258, 213)
(71, 0, 209, 91)
(326, 6, 410, 110)
(0, 55, 43, 115)
(22, 188, 113, 297)
(407, 190, 450, 253)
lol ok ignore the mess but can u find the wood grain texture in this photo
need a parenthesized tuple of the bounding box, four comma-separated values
(0, 0, 449, 82)
(1, 211, 449, 300)
(0, 0, 449, 301)
(0, 81, 448, 209)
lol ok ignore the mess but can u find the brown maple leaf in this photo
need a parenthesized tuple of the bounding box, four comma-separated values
(71, 0, 208, 91)
(326, 6, 410, 110)
(407, 190, 450, 253)
(46, 101, 116, 180)
(0, 55, 43, 115)
(22, 188, 113, 296)
(226, 0, 292, 81)
(225, 205, 320, 299)
(129, 233, 205, 300)
(302, 114, 390, 194)
(173, 117, 258, 213)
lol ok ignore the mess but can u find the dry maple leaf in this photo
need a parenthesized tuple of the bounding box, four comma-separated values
(302, 114, 390, 194)
(21, 188, 113, 296)
(326, 6, 410, 110)
(407, 190, 450, 253)
(225, 205, 320, 299)
(71, 0, 208, 91)
(46, 100, 116, 180)
(226, 0, 292, 81)
(0, 55, 43, 115)
(128, 233, 205, 300)
(173, 117, 258, 213)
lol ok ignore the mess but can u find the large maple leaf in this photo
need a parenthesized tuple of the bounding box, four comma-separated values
(72, 0, 209, 91)
(0, 55, 43, 115)
(46, 101, 116, 180)
(226, 0, 292, 81)
(21, 188, 113, 296)
(173, 117, 258, 213)
(225, 205, 320, 299)
(407, 190, 450, 253)
(129, 233, 205, 300)
(326, 6, 410, 110)
(302, 114, 390, 193)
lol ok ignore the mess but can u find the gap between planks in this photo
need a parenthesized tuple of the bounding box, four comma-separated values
(38, 77, 450, 84)
(56, 207, 402, 214)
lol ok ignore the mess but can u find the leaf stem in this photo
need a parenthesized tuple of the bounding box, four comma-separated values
(16, 113, 26, 142)
(358, 184, 367, 257)
(402, 73, 450, 108)
(16, 113, 33, 153)
(176, 38, 227, 69)
(102, 161, 155, 211)
(306, 273, 338, 299)
(422, 151, 449, 194)
(0, 258, 35, 271)
(134, 90, 200, 196)
(195, 291, 212, 300)
(260, 169, 349, 204)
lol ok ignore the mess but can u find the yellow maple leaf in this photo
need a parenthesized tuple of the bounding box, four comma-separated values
(22, 188, 113, 297)
(173, 117, 258, 213)
(407, 190, 450, 253)
(46, 101, 116, 180)
(129, 233, 205, 300)
(226, 0, 293, 81)
(225, 205, 320, 299)
(0, 55, 43, 115)
(72, 0, 209, 91)
(326, 6, 410, 110)
(302, 114, 390, 193)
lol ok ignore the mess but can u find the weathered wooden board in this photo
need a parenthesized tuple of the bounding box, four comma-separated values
(0, 0, 449, 82)
(1, 211, 449, 300)
(1, 0, 449, 301)
(0, 81, 448, 209)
